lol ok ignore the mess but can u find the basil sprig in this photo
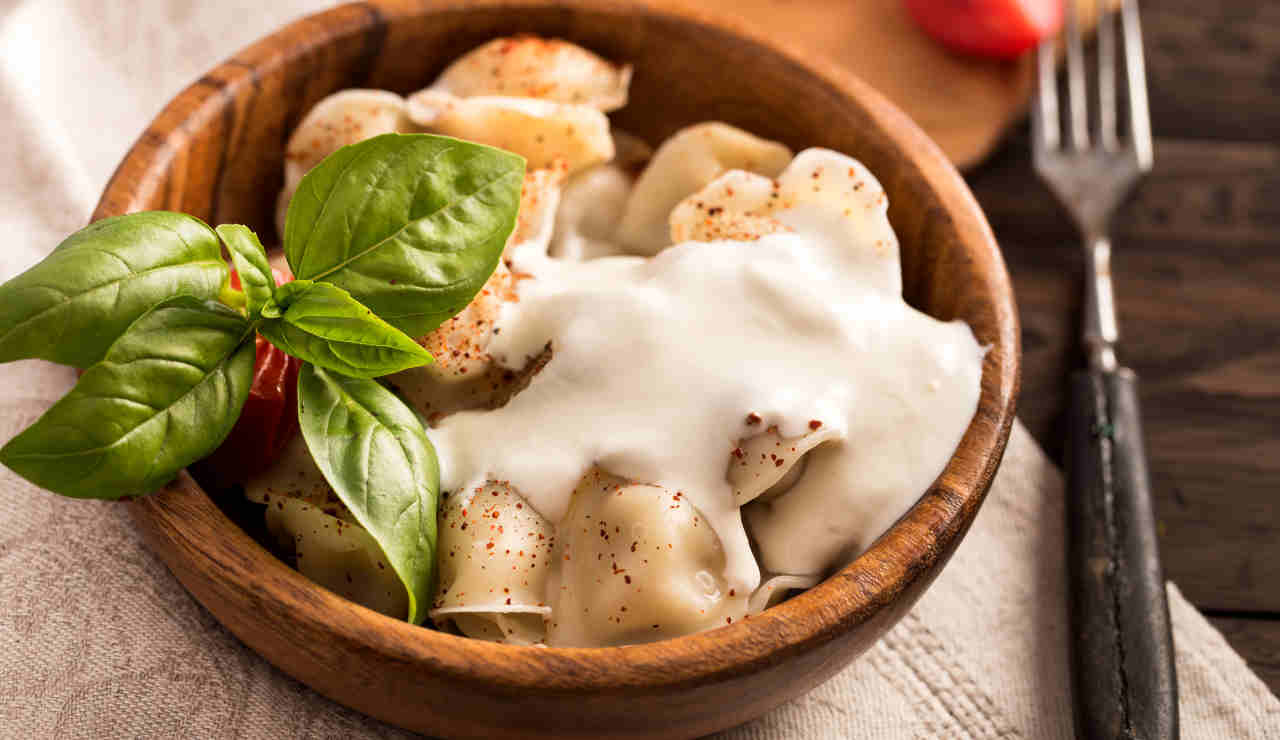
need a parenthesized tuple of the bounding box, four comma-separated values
(0, 134, 525, 622)
(298, 364, 440, 624)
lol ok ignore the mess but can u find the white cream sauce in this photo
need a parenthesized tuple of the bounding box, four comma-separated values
(430, 149, 985, 603)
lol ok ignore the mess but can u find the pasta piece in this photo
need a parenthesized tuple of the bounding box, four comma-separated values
(407, 91, 613, 174)
(669, 148, 903, 295)
(386, 342, 552, 423)
(668, 169, 790, 243)
(729, 423, 842, 506)
(747, 573, 820, 614)
(450, 613, 547, 645)
(266, 496, 408, 620)
(549, 164, 632, 261)
(243, 432, 334, 508)
(611, 129, 653, 172)
(430, 481, 556, 645)
(510, 164, 567, 256)
(546, 469, 749, 646)
(275, 90, 414, 237)
(428, 36, 631, 112)
(614, 122, 792, 255)
(745, 441, 915, 578)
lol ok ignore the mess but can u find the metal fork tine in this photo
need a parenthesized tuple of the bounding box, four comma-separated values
(1121, 0, 1154, 169)
(1097, 3, 1119, 151)
(1032, 40, 1061, 153)
(1064, 0, 1090, 151)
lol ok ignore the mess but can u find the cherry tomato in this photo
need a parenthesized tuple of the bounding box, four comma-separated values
(904, 0, 1064, 60)
(205, 264, 301, 481)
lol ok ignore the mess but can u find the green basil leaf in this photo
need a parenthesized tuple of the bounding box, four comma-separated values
(297, 363, 439, 624)
(0, 296, 255, 499)
(284, 133, 524, 337)
(216, 224, 274, 319)
(0, 211, 228, 368)
(258, 280, 433, 378)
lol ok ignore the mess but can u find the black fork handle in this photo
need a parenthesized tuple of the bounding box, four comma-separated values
(1067, 367, 1178, 739)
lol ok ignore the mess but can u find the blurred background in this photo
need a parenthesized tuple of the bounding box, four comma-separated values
(0, 0, 1275, 697)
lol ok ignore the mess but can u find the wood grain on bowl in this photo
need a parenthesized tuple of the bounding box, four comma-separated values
(93, 2, 1019, 737)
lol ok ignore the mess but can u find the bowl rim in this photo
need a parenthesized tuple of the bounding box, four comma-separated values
(95, 0, 1020, 694)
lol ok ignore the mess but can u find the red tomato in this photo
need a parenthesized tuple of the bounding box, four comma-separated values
(205, 264, 301, 481)
(904, 0, 1063, 60)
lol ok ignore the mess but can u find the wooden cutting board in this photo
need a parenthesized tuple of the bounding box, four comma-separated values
(701, 0, 1113, 169)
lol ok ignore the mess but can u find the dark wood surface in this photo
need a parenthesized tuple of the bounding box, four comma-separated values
(95, 2, 1019, 736)
(965, 0, 1280, 697)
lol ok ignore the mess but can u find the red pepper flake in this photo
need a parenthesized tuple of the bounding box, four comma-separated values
(775, 459, 785, 467)
(485, 542, 495, 550)
(746, 413, 762, 425)
(624, 575, 632, 584)
(732, 447, 744, 459)
(809, 419, 822, 430)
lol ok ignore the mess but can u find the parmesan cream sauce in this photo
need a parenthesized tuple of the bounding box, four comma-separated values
(430, 150, 985, 605)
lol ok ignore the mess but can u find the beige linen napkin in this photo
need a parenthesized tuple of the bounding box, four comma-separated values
(1, 1, 1277, 737)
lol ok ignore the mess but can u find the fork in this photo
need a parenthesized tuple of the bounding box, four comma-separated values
(1031, 1, 1178, 738)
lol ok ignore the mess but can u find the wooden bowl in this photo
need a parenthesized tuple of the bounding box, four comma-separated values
(93, 1, 1020, 737)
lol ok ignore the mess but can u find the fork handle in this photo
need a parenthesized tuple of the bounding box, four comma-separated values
(1067, 367, 1179, 739)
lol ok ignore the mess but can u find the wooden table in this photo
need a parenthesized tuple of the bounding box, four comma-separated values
(964, 0, 1280, 696)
